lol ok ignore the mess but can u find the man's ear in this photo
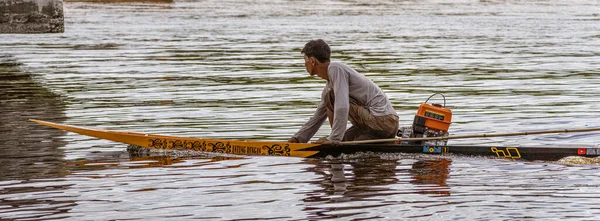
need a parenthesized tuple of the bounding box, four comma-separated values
(310, 57, 317, 65)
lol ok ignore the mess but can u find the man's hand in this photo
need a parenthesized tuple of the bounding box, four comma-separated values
(287, 137, 299, 143)
(314, 137, 333, 144)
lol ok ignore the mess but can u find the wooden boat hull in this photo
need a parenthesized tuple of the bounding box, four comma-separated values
(30, 119, 600, 161)
(307, 144, 600, 161)
(30, 119, 321, 158)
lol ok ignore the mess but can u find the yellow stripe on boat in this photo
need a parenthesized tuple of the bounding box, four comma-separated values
(30, 119, 320, 158)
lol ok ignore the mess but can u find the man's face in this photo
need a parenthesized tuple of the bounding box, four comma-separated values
(304, 55, 315, 76)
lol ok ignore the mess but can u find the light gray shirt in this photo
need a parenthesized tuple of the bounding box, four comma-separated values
(294, 62, 397, 143)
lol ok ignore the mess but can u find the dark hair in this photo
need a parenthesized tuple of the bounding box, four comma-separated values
(301, 39, 331, 63)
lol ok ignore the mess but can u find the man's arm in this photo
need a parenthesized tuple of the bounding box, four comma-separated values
(328, 66, 350, 143)
(292, 90, 329, 143)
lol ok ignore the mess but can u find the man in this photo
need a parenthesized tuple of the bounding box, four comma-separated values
(288, 39, 399, 144)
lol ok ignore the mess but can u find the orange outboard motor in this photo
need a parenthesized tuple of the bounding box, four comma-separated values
(401, 93, 452, 145)
(415, 95, 452, 133)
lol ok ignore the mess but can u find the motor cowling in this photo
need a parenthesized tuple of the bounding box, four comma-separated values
(398, 94, 452, 146)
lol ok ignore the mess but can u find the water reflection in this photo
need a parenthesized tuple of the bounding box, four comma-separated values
(124, 151, 244, 168)
(0, 182, 76, 220)
(1, 0, 599, 219)
(410, 158, 451, 196)
(0, 55, 73, 220)
(0, 55, 68, 181)
(66, 0, 173, 3)
(303, 156, 451, 219)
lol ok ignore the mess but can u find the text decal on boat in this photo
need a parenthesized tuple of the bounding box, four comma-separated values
(491, 147, 521, 159)
(423, 146, 448, 154)
(579, 148, 600, 156)
(147, 138, 291, 156)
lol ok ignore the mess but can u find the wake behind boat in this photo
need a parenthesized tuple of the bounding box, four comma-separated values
(30, 119, 600, 161)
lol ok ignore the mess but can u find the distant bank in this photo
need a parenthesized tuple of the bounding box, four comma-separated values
(0, 0, 64, 33)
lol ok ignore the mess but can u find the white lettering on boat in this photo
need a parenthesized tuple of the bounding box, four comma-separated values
(586, 148, 600, 156)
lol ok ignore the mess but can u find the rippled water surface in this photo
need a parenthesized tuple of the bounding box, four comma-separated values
(2, 0, 600, 220)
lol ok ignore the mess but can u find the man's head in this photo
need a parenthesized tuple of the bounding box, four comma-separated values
(302, 39, 331, 78)
(301, 39, 331, 63)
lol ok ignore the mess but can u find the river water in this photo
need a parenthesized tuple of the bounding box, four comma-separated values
(1, 0, 600, 220)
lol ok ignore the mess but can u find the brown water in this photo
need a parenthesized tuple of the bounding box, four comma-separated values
(2, 0, 600, 220)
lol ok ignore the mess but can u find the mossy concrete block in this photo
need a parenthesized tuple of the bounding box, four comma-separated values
(0, 0, 64, 33)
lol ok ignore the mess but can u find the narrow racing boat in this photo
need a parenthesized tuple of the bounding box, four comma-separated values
(30, 119, 600, 161)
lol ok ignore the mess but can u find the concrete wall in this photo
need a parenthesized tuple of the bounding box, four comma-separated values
(0, 0, 64, 33)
